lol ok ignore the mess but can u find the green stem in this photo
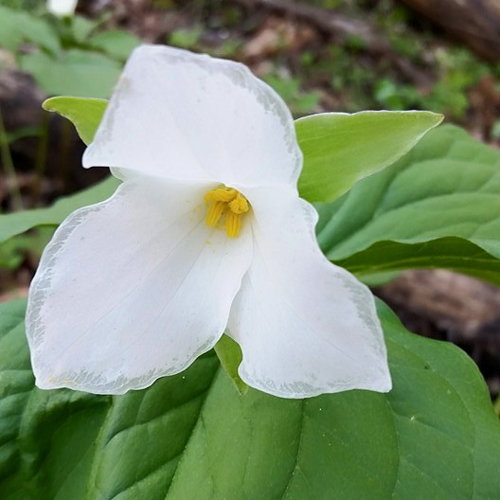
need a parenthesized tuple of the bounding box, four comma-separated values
(494, 395, 500, 418)
(33, 111, 50, 205)
(0, 105, 23, 211)
(59, 117, 73, 191)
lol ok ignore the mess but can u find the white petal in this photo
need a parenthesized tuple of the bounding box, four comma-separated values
(227, 186, 391, 398)
(26, 179, 252, 394)
(83, 45, 302, 187)
(47, 0, 77, 16)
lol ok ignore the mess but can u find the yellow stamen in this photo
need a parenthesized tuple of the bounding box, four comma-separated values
(204, 187, 237, 203)
(206, 200, 226, 227)
(204, 185, 250, 237)
(229, 193, 249, 214)
(226, 211, 242, 238)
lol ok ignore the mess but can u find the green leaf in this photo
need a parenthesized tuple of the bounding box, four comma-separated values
(0, 6, 23, 52)
(1, 299, 499, 499)
(0, 228, 54, 270)
(70, 15, 99, 43)
(317, 125, 500, 283)
(20, 49, 122, 98)
(0, 6, 60, 54)
(43, 97, 107, 145)
(214, 335, 248, 395)
(0, 177, 119, 245)
(296, 111, 443, 203)
(88, 29, 141, 60)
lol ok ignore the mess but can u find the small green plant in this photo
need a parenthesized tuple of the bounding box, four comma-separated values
(169, 25, 204, 49)
(263, 73, 321, 115)
(0, 4, 141, 98)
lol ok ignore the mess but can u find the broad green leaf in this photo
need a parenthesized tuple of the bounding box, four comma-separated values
(70, 15, 99, 43)
(0, 6, 60, 54)
(1, 300, 499, 499)
(334, 238, 500, 285)
(20, 49, 122, 98)
(317, 125, 500, 283)
(88, 29, 141, 60)
(296, 111, 443, 203)
(0, 6, 23, 52)
(0, 177, 119, 245)
(43, 97, 107, 145)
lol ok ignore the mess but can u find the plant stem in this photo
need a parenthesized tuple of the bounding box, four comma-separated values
(494, 395, 500, 418)
(0, 105, 23, 211)
(33, 111, 50, 205)
(60, 117, 73, 192)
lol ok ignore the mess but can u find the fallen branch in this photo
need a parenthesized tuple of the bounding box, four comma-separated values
(399, 0, 500, 62)
(377, 269, 500, 354)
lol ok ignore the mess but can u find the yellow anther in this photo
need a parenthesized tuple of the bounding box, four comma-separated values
(229, 193, 249, 214)
(205, 187, 237, 203)
(204, 185, 250, 238)
(206, 201, 226, 227)
(226, 211, 242, 238)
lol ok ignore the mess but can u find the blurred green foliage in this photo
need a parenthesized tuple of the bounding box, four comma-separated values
(0, 0, 44, 9)
(263, 74, 321, 115)
(0, 227, 53, 269)
(0, 3, 140, 98)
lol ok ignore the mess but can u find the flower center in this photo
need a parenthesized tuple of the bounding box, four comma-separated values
(204, 186, 250, 238)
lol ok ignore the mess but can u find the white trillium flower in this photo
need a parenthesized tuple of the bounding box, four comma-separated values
(26, 45, 391, 399)
(47, 0, 77, 16)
